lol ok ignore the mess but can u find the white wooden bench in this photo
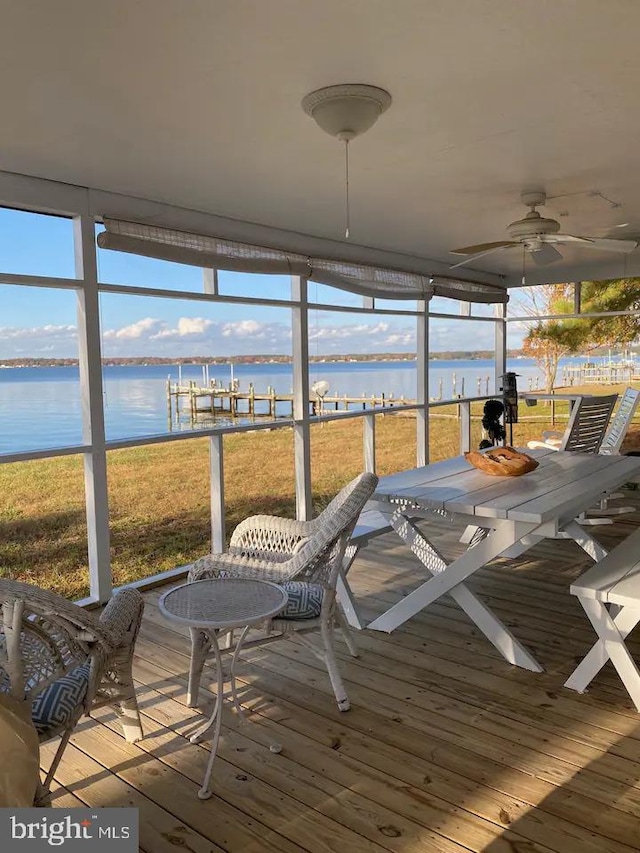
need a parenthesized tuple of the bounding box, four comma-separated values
(564, 526, 640, 710)
(337, 506, 393, 629)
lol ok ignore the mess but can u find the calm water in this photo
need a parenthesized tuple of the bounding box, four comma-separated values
(0, 358, 565, 453)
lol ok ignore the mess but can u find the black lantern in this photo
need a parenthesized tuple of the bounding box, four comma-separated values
(500, 372, 519, 444)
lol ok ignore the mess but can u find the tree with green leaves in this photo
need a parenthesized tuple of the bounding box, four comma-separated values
(516, 279, 640, 391)
(576, 279, 640, 347)
(519, 284, 574, 391)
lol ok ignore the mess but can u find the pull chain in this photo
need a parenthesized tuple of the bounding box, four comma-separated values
(521, 244, 526, 285)
(344, 139, 350, 239)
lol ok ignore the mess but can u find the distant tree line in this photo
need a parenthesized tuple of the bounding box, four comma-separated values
(0, 350, 517, 368)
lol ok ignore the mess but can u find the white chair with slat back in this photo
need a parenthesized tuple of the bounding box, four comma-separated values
(598, 387, 640, 455)
(580, 387, 640, 524)
(527, 393, 618, 453)
(463, 394, 618, 547)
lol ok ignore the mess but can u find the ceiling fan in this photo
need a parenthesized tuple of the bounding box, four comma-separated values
(449, 191, 638, 270)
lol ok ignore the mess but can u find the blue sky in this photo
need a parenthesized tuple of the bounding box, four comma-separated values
(0, 207, 506, 359)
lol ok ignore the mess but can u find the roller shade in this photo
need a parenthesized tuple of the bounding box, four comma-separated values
(98, 218, 508, 304)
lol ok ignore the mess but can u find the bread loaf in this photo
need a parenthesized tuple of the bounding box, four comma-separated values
(464, 446, 539, 477)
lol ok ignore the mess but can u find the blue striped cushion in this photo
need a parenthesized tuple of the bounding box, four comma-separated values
(279, 582, 323, 619)
(31, 662, 91, 735)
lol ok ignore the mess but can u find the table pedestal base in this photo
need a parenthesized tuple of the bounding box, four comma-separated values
(188, 624, 282, 800)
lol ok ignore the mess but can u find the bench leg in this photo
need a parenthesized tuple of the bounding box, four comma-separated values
(565, 598, 640, 711)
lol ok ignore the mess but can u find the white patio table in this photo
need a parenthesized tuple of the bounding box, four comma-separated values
(159, 577, 288, 800)
(365, 448, 640, 672)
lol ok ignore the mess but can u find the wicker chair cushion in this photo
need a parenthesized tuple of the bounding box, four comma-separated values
(278, 582, 323, 619)
(31, 662, 91, 735)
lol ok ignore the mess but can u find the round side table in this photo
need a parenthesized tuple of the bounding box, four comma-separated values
(159, 577, 288, 799)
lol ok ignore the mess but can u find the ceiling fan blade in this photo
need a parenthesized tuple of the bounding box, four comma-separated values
(584, 237, 638, 253)
(449, 244, 515, 270)
(553, 234, 638, 253)
(450, 241, 516, 255)
(531, 243, 562, 266)
(545, 234, 593, 245)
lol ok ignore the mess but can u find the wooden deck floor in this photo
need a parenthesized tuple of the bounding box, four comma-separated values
(45, 498, 640, 853)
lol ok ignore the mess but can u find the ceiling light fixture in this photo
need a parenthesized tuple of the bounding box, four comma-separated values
(302, 84, 392, 239)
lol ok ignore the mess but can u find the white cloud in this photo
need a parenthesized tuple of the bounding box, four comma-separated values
(175, 317, 213, 336)
(384, 332, 414, 346)
(151, 317, 214, 340)
(0, 324, 77, 358)
(0, 312, 504, 359)
(101, 316, 294, 356)
(103, 317, 163, 340)
(221, 320, 265, 338)
(0, 324, 76, 341)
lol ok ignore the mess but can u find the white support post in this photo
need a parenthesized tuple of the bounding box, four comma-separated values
(416, 299, 429, 466)
(209, 434, 225, 553)
(74, 211, 112, 603)
(459, 400, 471, 454)
(363, 413, 376, 473)
(203, 268, 219, 295)
(291, 276, 313, 521)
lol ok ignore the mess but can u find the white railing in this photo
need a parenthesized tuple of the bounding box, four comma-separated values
(0, 170, 508, 604)
(0, 394, 496, 596)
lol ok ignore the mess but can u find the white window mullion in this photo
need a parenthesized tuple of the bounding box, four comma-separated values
(74, 212, 112, 603)
(291, 276, 313, 520)
(495, 302, 506, 393)
(416, 299, 429, 466)
(202, 268, 218, 295)
(209, 434, 226, 552)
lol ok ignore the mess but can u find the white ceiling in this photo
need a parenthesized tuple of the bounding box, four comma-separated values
(2, 0, 640, 287)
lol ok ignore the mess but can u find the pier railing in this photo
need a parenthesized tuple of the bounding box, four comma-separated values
(166, 374, 495, 427)
(562, 363, 637, 386)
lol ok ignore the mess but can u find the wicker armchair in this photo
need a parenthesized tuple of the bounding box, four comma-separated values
(188, 471, 378, 712)
(0, 580, 144, 804)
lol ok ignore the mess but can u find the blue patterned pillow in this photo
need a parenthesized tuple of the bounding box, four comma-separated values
(31, 662, 91, 735)
(278, 582, 323, 619)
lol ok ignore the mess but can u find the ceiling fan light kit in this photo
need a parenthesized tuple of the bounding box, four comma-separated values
(301, 84, 392, 140)
(302, 84, 392, 238)
(450, 190, 638, 270)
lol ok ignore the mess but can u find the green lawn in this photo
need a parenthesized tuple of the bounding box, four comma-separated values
(2, 385, 637, 600)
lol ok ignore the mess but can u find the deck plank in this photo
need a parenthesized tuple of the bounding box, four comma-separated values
(45, 491, 640, 852)
(131, 634, 640, 852)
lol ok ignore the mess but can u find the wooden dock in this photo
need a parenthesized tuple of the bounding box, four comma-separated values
(166, 374, 494, 422)
(562, 362, 640, 386)
(167, 380, 413, 420)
